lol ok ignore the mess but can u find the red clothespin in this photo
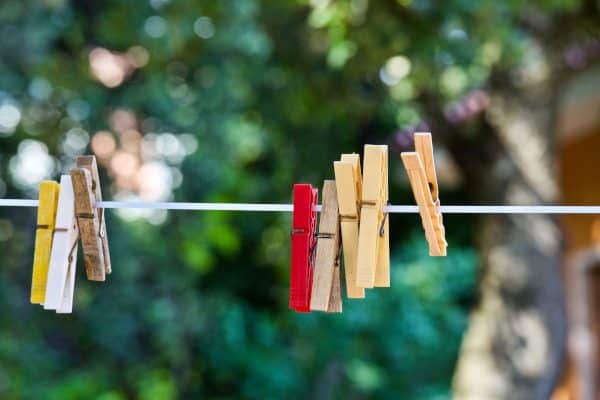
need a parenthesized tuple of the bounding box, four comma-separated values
(290, 184, 318, 312)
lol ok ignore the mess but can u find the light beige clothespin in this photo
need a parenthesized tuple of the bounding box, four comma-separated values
(401, 132, 447, 256)
(71, 155, 111, 281)
(44, 175, 79, 313)
(333, 154, 365, 298)
(310, 180, 342, 312)
(356, 145, 390, 288)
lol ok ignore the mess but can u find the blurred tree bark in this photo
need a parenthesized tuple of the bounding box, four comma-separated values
(424, 71, 568, 398)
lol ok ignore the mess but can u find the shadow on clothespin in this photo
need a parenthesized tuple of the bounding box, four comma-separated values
(70, 155, 111, 281)
(310, 180, 342, 313)
(356, 145, 390, 289)
(31, 181, 60, 305)
(44, 175, 79, 314)
(401, 132, 447, 256)
(334, 154, 365, 299)
(290, 184, 318, 312)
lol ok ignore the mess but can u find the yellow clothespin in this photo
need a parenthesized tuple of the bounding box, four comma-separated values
(30, 181, 60, 304)
(310, 180, 342, 312)
(333, 154, 365, 298)
(44, 175, 79, 313)
(356, 145, 390, 288)
(401, 132, 447, 256)
(71, 155, 111, 281)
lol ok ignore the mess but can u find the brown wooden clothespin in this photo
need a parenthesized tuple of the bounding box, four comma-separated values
(310, 180, 342, 312)
(70, 155, 111, 281)
(401, 132, 447, 256)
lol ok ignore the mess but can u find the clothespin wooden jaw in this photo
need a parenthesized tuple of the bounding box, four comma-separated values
(31, 181, 60, 304)
(44, 175, 79, 313)
(356, 145, 390, 288)
(334, 154, 365, 299)
(71, 155, 111, 281)
(401, 132, 447, 256)
(310, 180, 342, 313)
(290, 184, 318, 312)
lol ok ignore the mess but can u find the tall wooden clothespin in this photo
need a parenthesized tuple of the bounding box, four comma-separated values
(401, 132, 447, 256)
(333, 154, 365, 299)
(44, 175, 79, 313)
(290, 184, 318, 312)
(310, 180, 342, 313)
(356, 145, 390, 288)
(71, 155, 111, 281)
(31, 181, 60, 304)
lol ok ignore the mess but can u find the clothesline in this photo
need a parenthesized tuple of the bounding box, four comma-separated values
(1, 199, 600, 214)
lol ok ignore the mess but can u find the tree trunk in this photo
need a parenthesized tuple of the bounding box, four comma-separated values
(444, 91, 567, 399)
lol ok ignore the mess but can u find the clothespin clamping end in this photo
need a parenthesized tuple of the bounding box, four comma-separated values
(70, 155, 111, 281)
(44, 175, 79, 314)
(356, 145, 390, 289)
(310, 180, 342, 313)
(31, 181, 60, 304)
(401, 132, 447, 256)
(290, 184, 318, 312)
(333, 154, 365, 299)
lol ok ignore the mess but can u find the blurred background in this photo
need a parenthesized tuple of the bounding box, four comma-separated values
(0, 0, 598, 399)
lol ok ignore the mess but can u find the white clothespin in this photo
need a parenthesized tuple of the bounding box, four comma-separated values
(44, 175, 79, 313)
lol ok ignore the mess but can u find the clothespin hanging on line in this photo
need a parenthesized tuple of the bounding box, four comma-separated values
(401, 132, 447, 256)
(290, 184, 318, 312)
(44, 175, 79, 313)
(356, 145, 390, 289)
(30, 181, 60, 304)
(70, 155, 111, 281)
(310, 180, 342, 313)
(333, 154, 365, 299)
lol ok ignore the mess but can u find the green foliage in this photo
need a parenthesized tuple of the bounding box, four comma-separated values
(0, 230, 476, 398)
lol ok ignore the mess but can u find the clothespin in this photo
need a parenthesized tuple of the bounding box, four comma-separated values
(310, 180, 342, 312)
(333, 154, 365, 299)
(71, 155, 111, 281)
(31, 181, 60, 304)
(44, 175, 79, 313)
(401, 132, 447, 256)
(356, 145, 390, 288)
(290, 184, 318, 312)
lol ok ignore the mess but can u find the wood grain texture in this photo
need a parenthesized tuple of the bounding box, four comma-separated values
(401, 132, 447, 256)
(401, 152, 446, 256)
(374, 147, 390, 287)
(414, 133, 447, 255)
(334, 155, 365, 298)
(44, 175, 79, 313)
(310, 180, 341, 311)
(71, 168, 105, 281)
(356, 145, 390, 288)
(77, 155, 111, 274)
(74, 155, 111, 280)
(327, 261, 342, 313)
(31, 181, 60, 304)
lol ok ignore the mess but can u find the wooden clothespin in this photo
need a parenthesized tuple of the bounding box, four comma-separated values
(310, 180, 342, 313)
(71, 155, 111, 281)
(31, 181, 60, 304)
(333, 154, 365, 299)
(401, 132, 447, 256)
(290, 184, 318, 312)
(44, 175, 79, 313)
(356, 145, 390, 288)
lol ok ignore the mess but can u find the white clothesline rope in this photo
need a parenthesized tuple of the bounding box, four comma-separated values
(1, 199, 600, 214)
